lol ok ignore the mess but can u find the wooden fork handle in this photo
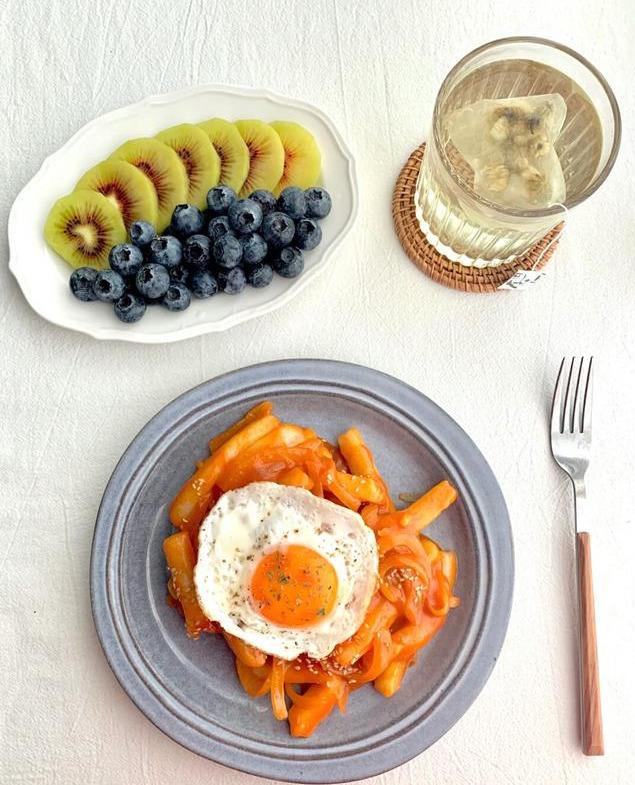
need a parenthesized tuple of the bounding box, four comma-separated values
(577, 532, 604, 755)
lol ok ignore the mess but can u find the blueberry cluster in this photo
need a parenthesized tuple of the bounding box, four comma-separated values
(68, 185, 332, 324)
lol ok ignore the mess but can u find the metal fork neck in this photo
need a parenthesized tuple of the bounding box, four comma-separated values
(572, 480, 588, 534)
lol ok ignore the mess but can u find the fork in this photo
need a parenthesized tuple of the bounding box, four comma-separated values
(550, 357, 604, 756)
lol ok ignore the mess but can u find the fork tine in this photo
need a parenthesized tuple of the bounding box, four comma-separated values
(571, 357, 585, 433)
(582, 357, 594, 435)
(562, 357, 577, 434)
(551, 357, 566, 435)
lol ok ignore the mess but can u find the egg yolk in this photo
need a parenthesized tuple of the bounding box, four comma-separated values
(250, 544, 339, 627)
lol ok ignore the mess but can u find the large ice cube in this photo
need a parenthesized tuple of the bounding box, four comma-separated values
(447, 94, 567, 209)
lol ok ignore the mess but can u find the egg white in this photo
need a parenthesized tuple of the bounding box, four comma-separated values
(194, 481, 378, 660)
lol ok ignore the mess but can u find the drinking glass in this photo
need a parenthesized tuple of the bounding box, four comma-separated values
(415, 37, 621, 268)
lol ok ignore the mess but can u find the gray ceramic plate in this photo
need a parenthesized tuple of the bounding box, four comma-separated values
(90, 360, 513, 783)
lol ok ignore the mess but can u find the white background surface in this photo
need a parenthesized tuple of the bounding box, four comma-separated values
(1, 1, 634, 783)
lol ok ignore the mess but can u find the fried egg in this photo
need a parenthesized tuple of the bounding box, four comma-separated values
(194, 481, 378, 660)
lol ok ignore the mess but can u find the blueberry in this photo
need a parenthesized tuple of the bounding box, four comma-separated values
(294, 219, 322, 251)
(271, 246, 304, 278)
(277, 186, 307, 220)
(305, 187, 332, 218)
(228, 198, 263, 234)
(240, 233, 268, 266)
(169, 263, 191, 285)
(261, 211, 295, 248)
(162, 282, 192, 312)
(69, 267, 98, 302)
(183, 234, 210, 267)
(93, 269, 126, 302)
(148, 235, 182, 268)
(190, 269, 219, 298)
(213, 233, 243, 269)
(217, 266, 246, 294)
(128, 221, 157, 248)
(113, 292, 146, 323)
(171, 204, 204, 237)
(207, 185, 236, 215)
(207, 215, 232, 241)
(249, 189, 277, 215)
(135, 263, 170, 300)
(109, 243, 144, 276)
(245, 262, 273, 288)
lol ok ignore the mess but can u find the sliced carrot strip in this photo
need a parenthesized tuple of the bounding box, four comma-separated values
(236, 660, 271, 697)
(420, 534, 440, 561)
(335, 472, 384, 504)
(334, 598, 399, 666)
(288, 684, 338, 737)
(216, 425, 307, 490)
(337, 428, 376, 475)
(285, 683, 310, 705)
(380, 481, 457, 532)
(276, 466, 314, 490)
(326, 675, 349, 713)
(324, 471, 361, 511)
(374, 658, 409, 697)
(244, 423, 307, 452)
(169, 414, 279, 531)
(208, 401, 273, 453)
(287, 675, 348, 714)
(162, 532, 208, 638)
(392, 616, 446, 660)
(338, 428, 395, 510)
(218, 441, 325, 492)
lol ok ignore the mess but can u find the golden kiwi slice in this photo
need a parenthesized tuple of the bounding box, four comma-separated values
(270, 121, 321, 196)
(234, 120, 285, 198)
(74, 159, 159, 228)
(197, 118, 250, 193)
(155, 123, 221, 210)
(44, 189, 126, 269)
(109, 138, 188, 230)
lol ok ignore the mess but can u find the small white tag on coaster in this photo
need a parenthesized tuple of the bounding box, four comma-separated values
(498, 270, 546, 290)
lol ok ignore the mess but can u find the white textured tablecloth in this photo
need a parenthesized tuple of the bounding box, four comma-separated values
(2, 1, 634, 783)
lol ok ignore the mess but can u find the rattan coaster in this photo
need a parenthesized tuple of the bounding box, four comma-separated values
(392, 144, 564, 293)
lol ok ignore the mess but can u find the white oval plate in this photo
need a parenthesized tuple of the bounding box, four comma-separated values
(9, 85, 357, 343)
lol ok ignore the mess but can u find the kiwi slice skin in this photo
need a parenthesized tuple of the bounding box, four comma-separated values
(74, 159, 159, 228)
(44, 189, 126, 270)
(109, 137, 188, 231)
(197, 118, 250, 193)
(155, 123, 221, 211)
(234, 120, 285, 199)
(270, 121, 322, 197)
